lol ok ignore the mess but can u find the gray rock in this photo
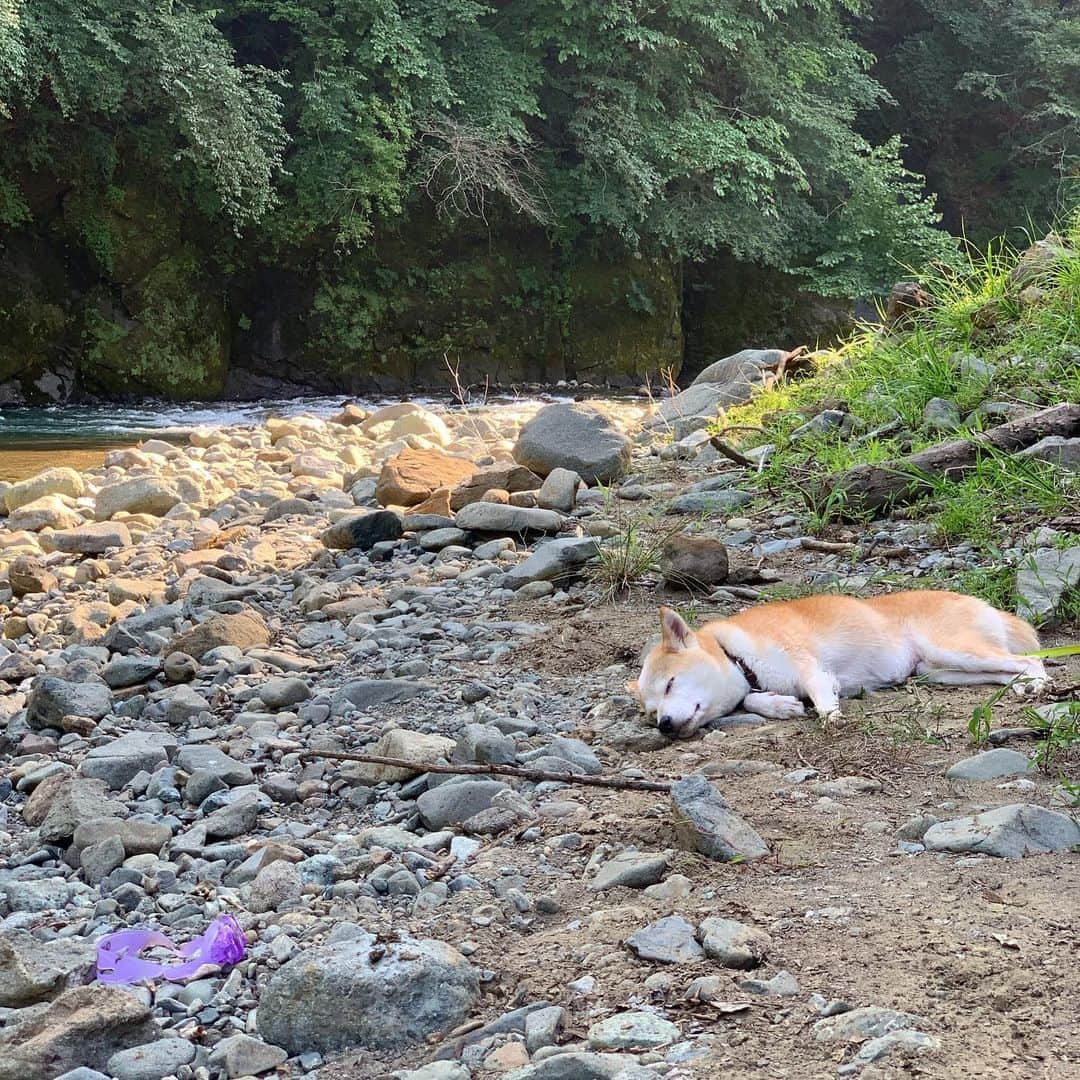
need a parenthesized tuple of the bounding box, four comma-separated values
(102, 656, 162, 689)
(836, 1030, 939, 1076)
(670, 774, 769, 862)
(103, 604, 183, 654)
(945, 748, 1036, 781)
(455, 503, 562, 535)
(258, 935, 479, 1054)
(588, 1010, 679, 1050)
(0, 985, 161, 1080)
(537, 467, 581, 512)
(417, 780, 511, 829)
(163, 651, 198, 683)
(453, 723, 517, 765)
(923, 397, 962, 433)
(72, 818, 172, 856)
(588, 851, 669, 892)
(625, 916, 705, 964)
(922, 803, 1080, 858)
(524, 1006, 566, 1054)
(790, 409, 855, 443)
(738, 969, 799, 996)
(332, 678, 431, 716)
(322, 510, 404, 550)
(176, 745, 253, 786)
(1016, 546, 1080, 622)
(668, 489, 753, 515)
(80, 731, 175, 789)
(207, 1034, 288, 1077)
(0, 931, 97, 1006)
(691, 349, 786, 389)
(106, 1037, 197, 1080)
(260, 676, 311, 710)
(202, 792, 262, 839)
(157, 684, 211, 725)
(48, 522, 131, 555)
(398, 1065, 471, 1080)
(247, 860, 302, 914)
(651, 382, 753, 425)
(660, 534, 728, 589)
(418, 527, 469, 551)
(80, 834, 126, 884)
(1019, 435, 1080, 470)
(9, 556, 58, 597)
(503, 1054, 655, 1080)
(32, 777, 125, 845)
(697, 917, 771, 969)
(166, 610, 269, 660)
(513, 403, 631, 484)
(812, 1005, 923, 1042)
(502, 537, 599, 589)
(26, 676, 112, 730)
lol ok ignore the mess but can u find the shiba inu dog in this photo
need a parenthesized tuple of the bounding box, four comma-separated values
(631, 590, 1047, 738)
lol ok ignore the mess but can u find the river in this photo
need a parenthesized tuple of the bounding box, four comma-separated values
(0, 393, 580, 481)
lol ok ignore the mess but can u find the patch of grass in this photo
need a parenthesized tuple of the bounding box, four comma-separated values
(716, 208, 1080, 559)
(1027, 701, 1080, 771)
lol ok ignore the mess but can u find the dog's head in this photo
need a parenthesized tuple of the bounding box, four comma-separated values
(629, 607, 745, 738)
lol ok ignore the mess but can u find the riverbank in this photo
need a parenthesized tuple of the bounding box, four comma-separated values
(0, 372, 1077, 1078)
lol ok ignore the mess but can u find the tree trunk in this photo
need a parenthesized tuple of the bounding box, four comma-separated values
(825, 402, 1080, 518)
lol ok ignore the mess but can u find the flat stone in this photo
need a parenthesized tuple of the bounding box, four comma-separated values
(812, 1005, 923, 1042)
(47, 522, 131, 555)
(837, 1030, 939, 1076)
(503, 1053, 655, 1080)
(345, 729, 455, 784)
(259, 676, 311, 710)
(922, 803, 1080, 858)
(588, 851, 669, 892)
(331, 678, 430, 716)
(588, 1010, 680, 1050)
(1016, 546, 1080, 623)
(670, 774, 769, 862)
(455, 502, 563, 535)
(625, 916, 705, 964)
(502, 537, 599, 589)
(945, 748, 1036, 781)
(1019, 435, 1080, 470)
(80, 731, 176, 789)
(95, 478, 181, 520)
(28, 776, 125, 845)
(166, 610, 270, 659)
(322, 510, 404, 550)
(106, 1037, 196, 1080)
(207, 1034, 288, 1077)
(668, 489, 753, 515)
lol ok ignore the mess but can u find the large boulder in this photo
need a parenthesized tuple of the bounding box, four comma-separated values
(4, 467, 85, 513)
(165, 611, 269, 660)
(0, 985, 161, 1080)
(689, 348, 784, 388)
(513, 403, 631, 484)
(8, 495, 83, 532)
(257, 932, 479, 1054)
(376, 448, 476, 507)
(95, 477, 183, 519)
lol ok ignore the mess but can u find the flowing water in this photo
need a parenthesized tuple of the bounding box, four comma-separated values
(0, 393, 579, 481)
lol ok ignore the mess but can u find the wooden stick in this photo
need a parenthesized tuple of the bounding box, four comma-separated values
(709, 436, 755, 468)
(300, 749, 673, 792)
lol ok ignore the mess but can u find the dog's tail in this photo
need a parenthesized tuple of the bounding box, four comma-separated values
(1003, 612, 1041, 655)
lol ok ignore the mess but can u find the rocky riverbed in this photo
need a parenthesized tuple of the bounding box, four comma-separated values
(1, 378, 1078, 1080)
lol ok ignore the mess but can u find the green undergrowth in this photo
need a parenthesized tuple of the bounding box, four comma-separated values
(720, 210, 1080, 609)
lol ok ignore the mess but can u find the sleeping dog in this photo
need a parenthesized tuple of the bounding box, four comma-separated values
(631, 590, 1047, 737)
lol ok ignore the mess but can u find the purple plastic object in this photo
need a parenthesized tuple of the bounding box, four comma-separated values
(96, 914, 246, 985)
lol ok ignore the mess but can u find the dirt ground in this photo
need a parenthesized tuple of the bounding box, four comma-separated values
(335, 587, 1080, 1080)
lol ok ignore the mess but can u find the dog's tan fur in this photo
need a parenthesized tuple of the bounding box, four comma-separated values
(632, 590, 1046, 737)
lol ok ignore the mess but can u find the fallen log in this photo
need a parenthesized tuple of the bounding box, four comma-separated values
(824, 402, 1080, 518)
(300, 749, 673, 792)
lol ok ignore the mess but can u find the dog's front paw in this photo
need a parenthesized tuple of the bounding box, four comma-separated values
(819, 708, 843, 728)
(774, 698, 806, 720)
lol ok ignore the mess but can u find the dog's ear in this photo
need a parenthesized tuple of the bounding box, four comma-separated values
(659, 606, 692, 652)
(626, 678, 640, 701)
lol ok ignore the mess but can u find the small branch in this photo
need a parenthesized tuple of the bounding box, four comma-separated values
(800, 537, 855, 553)
(709, 436, 755, 468)
(300, 750, 673, 792)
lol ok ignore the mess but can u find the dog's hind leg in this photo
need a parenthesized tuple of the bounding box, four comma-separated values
(915, 664, 1022, 687)
(914, 633, 1047, 696)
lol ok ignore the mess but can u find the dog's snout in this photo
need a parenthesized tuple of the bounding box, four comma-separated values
(658, 716, 675, 735)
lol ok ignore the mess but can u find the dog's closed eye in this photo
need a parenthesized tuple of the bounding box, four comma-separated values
(665, 677, 675, 695)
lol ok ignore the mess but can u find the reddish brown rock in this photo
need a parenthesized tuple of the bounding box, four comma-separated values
(449, 465, 542, 510)
(406, 487, 453, 517)
(376, 449, 476, 508)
